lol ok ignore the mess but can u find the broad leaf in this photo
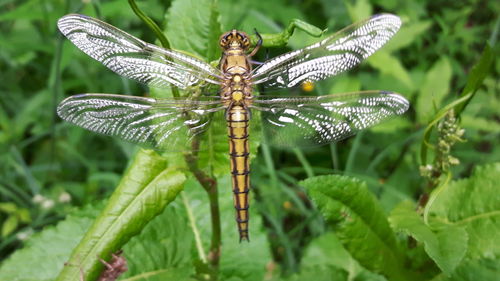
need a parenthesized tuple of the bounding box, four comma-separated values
(299, 232, 387, 281)
(285, 265, 348, 281)
(449, 257, 500, 281)
(389, 201, 468, 275)
(121, 203, 196, 280)
(185, 175, 271, 281)
(164, 0, 222, 61)
(384, 20, 432, 52)
(0, 207, 99, 281)
(368, 51, 413, 88)
(56, 149, 186, 281)
(300, 175, 419, 281)
(416, 56, 452, 123)
(428, 163, 500, 260)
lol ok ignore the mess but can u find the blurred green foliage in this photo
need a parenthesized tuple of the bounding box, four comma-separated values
(0, 0, 498, 280)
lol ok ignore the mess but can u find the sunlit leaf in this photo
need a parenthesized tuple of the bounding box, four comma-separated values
(185, 176, 271, 281)
(428, 163, 500, 260)
(121, 203, 196, 280)
(0, 207, 98, 281)
(368, 51, 413, 89)
(384, 20, 432, 52)
(164, 0, 222, 61)
(389, 201, 468, 275)
(56, 149, 186, 281)
(416, 57, 452, 123)
(1, 215, 18, 237)
(300, 232, 386, 280)
(301, 175, 418, 281)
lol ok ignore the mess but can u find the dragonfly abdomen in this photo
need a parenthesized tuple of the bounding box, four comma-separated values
(226, 105, 251, 242)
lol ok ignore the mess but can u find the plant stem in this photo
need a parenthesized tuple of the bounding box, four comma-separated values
(253, 18, 324, 47)
(345, 131, 364, 173)
(292, 148, 314, 178)
(184, 139, 221, 272)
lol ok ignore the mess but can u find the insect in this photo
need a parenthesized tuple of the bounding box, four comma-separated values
(64, 250, 127, 281)
(97, 250, 128, 281)
(57, 13, 409, 242)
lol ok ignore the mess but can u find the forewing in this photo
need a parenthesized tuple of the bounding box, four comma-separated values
(57, 94, 225, 151)
(252, 14, 401, 89)
(250, 91, 409, 147)
(57, 14, 222, 89)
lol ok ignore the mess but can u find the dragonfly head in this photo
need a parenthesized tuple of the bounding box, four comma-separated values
(219, 30, 250, 50)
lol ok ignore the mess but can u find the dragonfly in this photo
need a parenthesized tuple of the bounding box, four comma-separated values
(57, 13, 409, 242)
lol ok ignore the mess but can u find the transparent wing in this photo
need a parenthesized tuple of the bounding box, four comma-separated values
(252, 14, 401, 89)
(250, 91, 409, 147)
(57, 14, 222, 89)
(57, 93, 226, 151)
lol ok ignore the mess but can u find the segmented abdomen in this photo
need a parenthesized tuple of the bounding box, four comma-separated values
(226, 105, 251, 242)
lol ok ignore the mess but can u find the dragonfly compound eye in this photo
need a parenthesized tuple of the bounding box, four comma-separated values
(242, 38, 250, 47)
(220, 32, 233, 48)
(220, 38, 228, 47)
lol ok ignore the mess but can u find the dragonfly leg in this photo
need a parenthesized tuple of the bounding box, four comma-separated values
(249, 28, 263, 57)
(250, 60, 264, 65)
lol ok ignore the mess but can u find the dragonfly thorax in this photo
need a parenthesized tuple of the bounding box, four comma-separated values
(232, 91, 244, 102)
(221, 73, 252, 106)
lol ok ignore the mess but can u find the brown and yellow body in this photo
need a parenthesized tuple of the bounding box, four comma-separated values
(218, 30, 258, 241)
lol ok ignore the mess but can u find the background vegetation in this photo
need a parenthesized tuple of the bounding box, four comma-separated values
(0, 0, 498, 280)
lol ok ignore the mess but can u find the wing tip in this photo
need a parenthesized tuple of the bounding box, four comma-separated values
(371, 13, 402, 30)
(57, 14, 78, 34)
(57, 14, 92, 35)
(381, 91, 410, 114)
(56, 95, 76, 120)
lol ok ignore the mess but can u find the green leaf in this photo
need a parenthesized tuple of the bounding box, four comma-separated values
(368, 51, 413, 89)
(369, 117, 412, 134)
(185, 176, 271, 281)
(0, 202, 17, 213)
(164, 0, 222, 61)
(122, 266, 197, 281)
(300, 232, 386, 281)
(449, 257, 500, 281)
(121, 203, 195, 280)
(285, 264, 348, 281)
(389, 201, 468, 275)
(0, 0, 45, 21)
(329, 76, 361, 93)
(300, 175, 417, 281)
(18, 208, 31, 223)
(416, 56, 452, 123)
(0, 207, 98, 281)
(2, 215, 18, 237)
(454, 44, 494, 116)
(428, 163, 500, 260)
(384, 20, 433, 52)
(461, 115, 500, 133)
(420, 44, 494, 164)
(56, 149, 186, 281)
(345, 0, 373, 22)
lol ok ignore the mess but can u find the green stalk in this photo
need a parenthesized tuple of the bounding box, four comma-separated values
(184, 138, 220, 272)
(292, 148, 314, 178)
(344, 131, 364, 173)
(252, 18, 324, 47)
